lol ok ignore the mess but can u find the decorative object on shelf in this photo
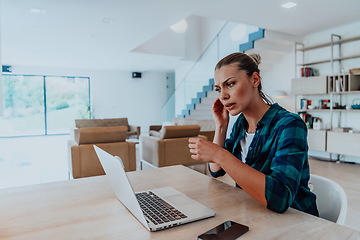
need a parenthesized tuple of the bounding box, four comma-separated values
(320, 99, 330, 109)
(298, 111, 313, 128)
(313, 118, 322, 130)
(333, 127, 353, 133)
(301, 67, 314, 77)
(351, 98, 360, 109)
(300, 98, 312, 109)
(300, 67, 319, 77)
(308, 105, 316, 110)
(327, 74, 360, 93)
(349, 68, 360, 75)
(333, 102, 346, 109)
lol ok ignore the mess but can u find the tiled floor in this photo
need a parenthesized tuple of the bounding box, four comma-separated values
(308, 158, 360, 231)
(0, 135, 69, 189)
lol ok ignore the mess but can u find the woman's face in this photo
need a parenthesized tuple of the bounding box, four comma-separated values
(214, 63, 258, 116)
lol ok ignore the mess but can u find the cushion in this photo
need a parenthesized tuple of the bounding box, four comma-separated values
(149, 130, 162, 138)
(75, 126, 128, 144)
(160, 125, 200, 139)
(75, 118, 130, 131)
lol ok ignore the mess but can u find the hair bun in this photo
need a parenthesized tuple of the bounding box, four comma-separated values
(248, 53, 261, 66)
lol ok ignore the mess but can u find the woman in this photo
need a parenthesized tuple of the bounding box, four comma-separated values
(188, 52, 318, 216)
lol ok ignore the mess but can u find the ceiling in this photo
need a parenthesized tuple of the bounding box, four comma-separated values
(1, 0, 360, 72)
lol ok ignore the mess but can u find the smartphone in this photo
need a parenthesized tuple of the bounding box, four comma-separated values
(197, 221, 249, 240)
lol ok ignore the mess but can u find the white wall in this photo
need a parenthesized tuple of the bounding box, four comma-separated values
(262, 52, 295, 112)
(8, 65, 168, 133)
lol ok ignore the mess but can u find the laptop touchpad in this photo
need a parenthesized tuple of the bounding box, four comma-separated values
(164, 194, 192, 206)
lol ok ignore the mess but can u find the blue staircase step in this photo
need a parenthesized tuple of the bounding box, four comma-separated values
(186, 104, 195, 110)
(179, 78, 215, 118)
(239, 41, 254, 53)
(182, 109, 190, 116)
(197, 92, 206, 98)
(239, 28, 265, 53)
(192, 98, 201, 105)
(203, 85, 212, 93)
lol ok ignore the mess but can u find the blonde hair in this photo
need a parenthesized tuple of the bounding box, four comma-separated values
(248, 53, 261, 66)
(215, 52, 272, 105)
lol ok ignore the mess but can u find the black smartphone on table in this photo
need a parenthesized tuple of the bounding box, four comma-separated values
(197, 221, 249, 240)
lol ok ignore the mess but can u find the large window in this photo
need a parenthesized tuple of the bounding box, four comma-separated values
(0, 74, 91, 137)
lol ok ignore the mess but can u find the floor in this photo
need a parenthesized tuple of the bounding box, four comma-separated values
(0, 135, 359, 232)
(308, 158, 360, 231)
(0, 135, 69, 189)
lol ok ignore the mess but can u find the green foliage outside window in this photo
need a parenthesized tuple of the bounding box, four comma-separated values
(0, 74, 91, 136)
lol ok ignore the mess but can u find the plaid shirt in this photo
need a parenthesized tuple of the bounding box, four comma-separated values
(210, 103, 319, 216)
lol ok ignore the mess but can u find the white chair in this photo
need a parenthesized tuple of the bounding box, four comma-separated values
(309, 174, 347, 225)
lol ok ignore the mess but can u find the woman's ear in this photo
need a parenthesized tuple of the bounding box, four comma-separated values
(251, 72, 261, 88)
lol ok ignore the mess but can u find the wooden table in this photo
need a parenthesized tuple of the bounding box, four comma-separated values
(0, 165, 359, 240)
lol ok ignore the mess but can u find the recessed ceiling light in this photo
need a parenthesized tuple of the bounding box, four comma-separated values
(170, 19, 188, 33)
(30, 8, 46, 14)
(281, 2, 298, 9)
(102, 18, 115, 24)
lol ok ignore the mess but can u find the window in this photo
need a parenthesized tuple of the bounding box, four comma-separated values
(0, 74, 91, 137)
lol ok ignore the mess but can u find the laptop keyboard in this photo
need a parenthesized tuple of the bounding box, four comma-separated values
(135, 191, 188, 225)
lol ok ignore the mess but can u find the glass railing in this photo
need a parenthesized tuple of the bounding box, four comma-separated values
(162, 21, 260, 120)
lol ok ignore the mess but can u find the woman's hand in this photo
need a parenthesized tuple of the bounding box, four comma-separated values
(188, 137, 227, 163)
(212, 98, 229, 128)
(189, 137, 267, 206)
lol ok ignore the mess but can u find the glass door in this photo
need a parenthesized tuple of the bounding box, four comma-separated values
(0, 74, 91, 137)
(0, 75, 45, 137)
(45, 76, 90, 134)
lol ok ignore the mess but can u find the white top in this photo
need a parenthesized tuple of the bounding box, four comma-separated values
(240, 132, 255, 163)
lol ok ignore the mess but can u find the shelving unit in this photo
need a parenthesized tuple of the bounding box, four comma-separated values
(295, 36, 360, 67)
(292, 34, 360, 159)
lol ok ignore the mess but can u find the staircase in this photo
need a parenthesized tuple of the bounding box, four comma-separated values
(178, 28, 302, 119)
(244, 30, 302, 72)
(178, 78, 215, 119)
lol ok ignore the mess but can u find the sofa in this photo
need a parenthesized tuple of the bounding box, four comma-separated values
(75, 118, 141, 139)
(140, 125, 207, 171)
(149, 118, 215, 142)
(68, 123, 136, 179)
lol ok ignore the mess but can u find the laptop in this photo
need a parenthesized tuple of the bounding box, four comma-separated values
(94, 145, 215, 232)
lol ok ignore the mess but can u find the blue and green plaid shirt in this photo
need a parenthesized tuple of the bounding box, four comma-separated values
(210, 103, 319, 216)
